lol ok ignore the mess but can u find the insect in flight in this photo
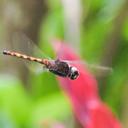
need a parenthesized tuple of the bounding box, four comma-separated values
(2, 33, 112, 80)
(3, 50, 79, 80)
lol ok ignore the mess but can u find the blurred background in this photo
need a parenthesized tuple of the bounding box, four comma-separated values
(0, 0, 128, 127)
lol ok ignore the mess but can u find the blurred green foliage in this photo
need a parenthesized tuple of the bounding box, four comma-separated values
(0, 0, 128, 127)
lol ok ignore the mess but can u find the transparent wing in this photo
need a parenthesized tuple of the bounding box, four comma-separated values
(63, 60, 113, 75)
(27, 64, 49, 75)
(12, 32, 51, 59)
(11, 32, 51, 74)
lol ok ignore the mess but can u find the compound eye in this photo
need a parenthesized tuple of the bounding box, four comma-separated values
(70, 73, 79, 80)
(69, 67, 79, 80)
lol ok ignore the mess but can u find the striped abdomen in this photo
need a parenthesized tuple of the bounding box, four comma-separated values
(3, 50, 50, 67)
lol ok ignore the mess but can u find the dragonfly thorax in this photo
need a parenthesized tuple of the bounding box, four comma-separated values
(48, 59, 79, 80)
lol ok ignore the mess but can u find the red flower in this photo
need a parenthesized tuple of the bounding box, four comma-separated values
(52, 40, 122, 128)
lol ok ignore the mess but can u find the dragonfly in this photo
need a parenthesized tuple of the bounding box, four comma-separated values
(3, 50, 79, 80)
(2, 33, 112, 80)
(2, 34, 79, 80)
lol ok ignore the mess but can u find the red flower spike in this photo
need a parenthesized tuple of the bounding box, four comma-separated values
(52, 40, 122, 128)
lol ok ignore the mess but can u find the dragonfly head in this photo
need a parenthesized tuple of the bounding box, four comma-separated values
(68, 66, 79, 80)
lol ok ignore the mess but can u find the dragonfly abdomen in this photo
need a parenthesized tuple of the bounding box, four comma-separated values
(3, 50, 44, 63)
